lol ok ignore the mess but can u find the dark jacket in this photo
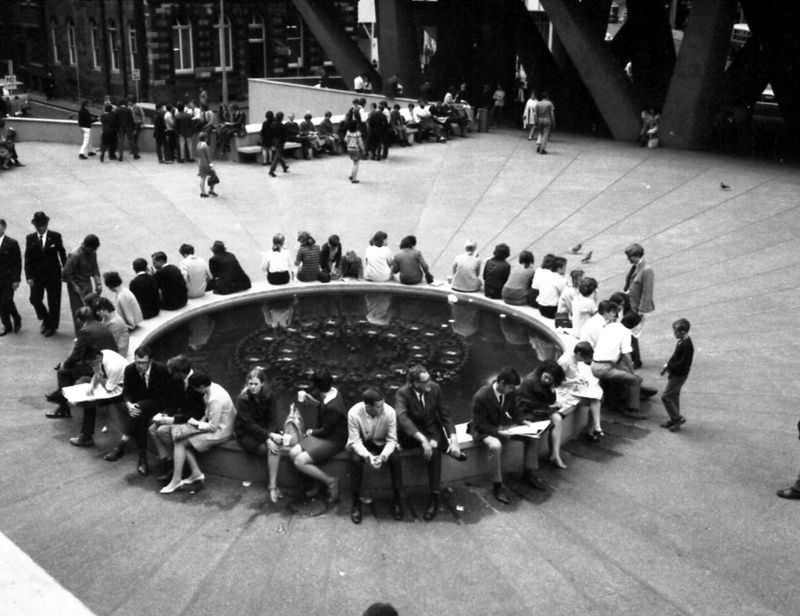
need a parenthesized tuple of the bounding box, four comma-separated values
(319, 242, 342, 273)
(115, 105, 135, 132)
(209, 252, 251, 295)
(234, 390, 279, 441)
(122, 361, 175, 407)
(175, 111, 194, 137)
(483, 259, 511, 299)
(307, 391, 348, 446)
(0, 235, 22, 284)
(517, 373, 556, 418)
(153, 110, 166, 139)
(395, 381, 454, 442)
(666, 337, 694, 377)
(470, 383, 523, 439)
(129, 273, 160, 319)
(63, 320, 118, 370)
(78, 107, 96, 129)
(100, 110, 118, 134)
(153, 263, 188, 310)
(24, 230, 66, 282)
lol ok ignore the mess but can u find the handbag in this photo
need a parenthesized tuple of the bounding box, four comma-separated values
(208, 168, 220, 187)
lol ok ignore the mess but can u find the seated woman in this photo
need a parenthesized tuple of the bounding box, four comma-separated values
(392, 235, 432, 285)
(295, 231, 322, 283)
(209, 240, 251, 294)
(288, 369, 348, 505)
(536, 256, 567, 319)
(501, 250, 535, 305)
(320, 234, 343, 279)
(298, 113, 322, 159)
(557, 341, 604, 440)
(232, 367, 283, 503)
(482, 243, 511, 299)
(160, 371, 236, 494)
(518, 360, 568, 469)
(261, 233, 294, 285)
(364, 231, 393, 282)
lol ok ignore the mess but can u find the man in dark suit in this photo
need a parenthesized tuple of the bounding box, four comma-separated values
(151, 251, 187, 310)
(24, 211, 66, 337)
(470, 367, 546, 504)
(208, 241, 251, 295)
(46, 307, 117, 418)
(395, 364, 465, 521)
(103, 344, 177, 475)
(0, 218, 22, 335)
(129, 257, 160, 319)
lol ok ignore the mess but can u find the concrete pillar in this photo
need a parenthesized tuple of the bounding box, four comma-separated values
(375, 0, 419, 97)
(660, 0, 737, 149)
(290, 0, 379, 92)
(539, 0, 640, 140)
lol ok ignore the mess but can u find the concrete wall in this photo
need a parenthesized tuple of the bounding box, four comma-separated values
(9, 117, 159, 153)
(248, 79, 416, 121)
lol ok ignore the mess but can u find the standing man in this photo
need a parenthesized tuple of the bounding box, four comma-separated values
(115, 98, 135, 162)
(0, 218, 22, 335)
(99, 103, 117, 162)
(62, 234, 102, 335)
(77, 101, 96, 160)
(151, 251, 188, 310)
(24, 211, 66, 337)
(623, 243, 655, 368)
(153, 103, 168, 164)
(395, 365, 465, 521)
(130, 97, 144, 159)
(178, 243, 210, 298)
(164, 104, 177, 163)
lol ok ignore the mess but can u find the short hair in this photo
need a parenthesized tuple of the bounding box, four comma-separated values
(327, 234, 340, 246)
(573, 341, 594, 359)
(540, 253, 556, 270)
(362, 603, 399, 616)
(75, 306, 94, 325)
(464, 240, 477, 252)
(399, 235, 416, 249)
(324, 110, 332, 118)
(535, 359, 565, 386)
(673, 318, 691, 333)
(608, 291, 630, 313)
(103, 271, 122, 288)
(578, 277, 597, 297)
(569, 269, 584, 284)
(272, 233, 285, 249)
(179, 243, 194, 256)
(312, 368, 333, 393)
(211, 240, 226, 254)
(132, 258, 148, 273)
(134, 345, 153, 359)
(0, 219, 6, 228)
(492, 243, 510, 260)
(624, 243, 644, 258)
(93, 297, 115, 313)
(496, 367, 521, 386)
(304, 113, 312, 121)
(166, 354, 191, 376)
(188, 371, 211, 389)
(550, 256, 567, 272)
(362, 387, 384, 405)
(407, 364, 429, 384)
(519, 250, 534, 266)
(597, 300, 618, 315)
(83, 234, 100, 250)
(151, 251, 168, 264)
(371, 231, 387, 247)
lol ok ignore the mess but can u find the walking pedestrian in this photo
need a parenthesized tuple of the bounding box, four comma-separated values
(24, 211, 66, 337)
(344, 120, 365, 184)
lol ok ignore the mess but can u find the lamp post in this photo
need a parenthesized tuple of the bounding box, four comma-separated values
(219, 0, 228, 105)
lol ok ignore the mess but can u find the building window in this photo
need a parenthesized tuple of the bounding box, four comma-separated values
(108, 19, 120, 72)
(128, 22, 138, 71)
(213, 16, 233, 71)
(50, 18, 60, 64)
(286, 11, 304, 70)
(90, 20, 101, 69)
(66, 19, 77, 66)
(247, 13, 267, 78)
(172, 19, 194, 73)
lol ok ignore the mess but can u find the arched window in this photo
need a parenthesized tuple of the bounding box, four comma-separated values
(213, 16, 233, 71)
(89, 19, 101, 69)
(107, 19, 120, 72)
(247, 13, 267, 78)
(50, 17, 60, 64)
(66, 19, 77, 66)
(127, 21, 138, 71)
(172, 19, 194, 73)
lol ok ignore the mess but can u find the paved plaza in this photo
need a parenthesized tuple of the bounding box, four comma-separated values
(1, 129, 799, 615)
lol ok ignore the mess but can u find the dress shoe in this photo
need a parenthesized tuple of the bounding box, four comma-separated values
(40, 322, 47, 334)
(79, 154, 88, 160)
(493, 483, 511, 504)
(524, 471, 548, 491)
(43, 328, 55, 337)
(350, 501, 363, 524)
(103, 444, 125, 462)
(660, 420, 675, 429)
(0, 329, 8, 337)
(391, 498, 404, 521)
(423, 493, 440, 522)
(447, 450, 468, 462)
(776, 487, 800, 500)
(45, 405, 71, 418)
(45, 390, 62, 403)
(69, 434, 94, 447)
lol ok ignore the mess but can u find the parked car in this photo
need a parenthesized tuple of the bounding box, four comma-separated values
(1, 81, 31, 117)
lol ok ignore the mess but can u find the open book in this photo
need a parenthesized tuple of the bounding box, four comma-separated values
(61, 383, 121, 405)
(501, 420, 552, 439)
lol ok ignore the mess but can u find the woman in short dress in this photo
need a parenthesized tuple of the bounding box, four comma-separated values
(196, 132, 216, 198)
(160, 371, 236, 494)
(288, 369, 348, 504)
(557, 341, 604, 440)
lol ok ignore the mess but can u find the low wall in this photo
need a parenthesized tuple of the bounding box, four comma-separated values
(248, 78, 415, 122)
(8, 116, 160, 153)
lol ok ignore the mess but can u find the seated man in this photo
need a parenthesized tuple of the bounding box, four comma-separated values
(69, 345, 128, 448)
(316, 111, 340, 154)
(298, 113, 322, 159)
(395, 365, 465, 521)
(518, 360, 568, 469)
(415, 104, 447, 143)
(46, 306, 117, 418)
(470, 367, 547, 504)
(346, 388, 403, 524)
(129, 257, 160, 319)
(178, 243, 211, 299)
(151, 251, 188, 310)
(590, 301, 644, 418)
(103, 344, 177, 476)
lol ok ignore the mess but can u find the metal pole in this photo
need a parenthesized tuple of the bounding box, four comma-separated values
(219, 0, 228, 105)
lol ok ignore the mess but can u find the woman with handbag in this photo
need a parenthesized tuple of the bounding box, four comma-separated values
(160, 371, 236, 494)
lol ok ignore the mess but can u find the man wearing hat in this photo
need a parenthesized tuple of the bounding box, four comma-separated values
(24, 211, 66, 337)
(62, 234, 102, 335)
(0, 218, 22, 335)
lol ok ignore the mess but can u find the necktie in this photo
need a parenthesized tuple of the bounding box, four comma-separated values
(624, 264, 636, 292)
(418, 392, 425, 410)
(499, 394, 505, 409)
(40, 234, 45, 248)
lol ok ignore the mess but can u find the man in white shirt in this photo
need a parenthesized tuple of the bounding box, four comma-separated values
(579, 300, 612, 348)
(178, 243, 210, 298)
(589, 302, 644, 418)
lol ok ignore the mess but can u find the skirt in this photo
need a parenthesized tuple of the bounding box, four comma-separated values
(299, 435, 342, 463)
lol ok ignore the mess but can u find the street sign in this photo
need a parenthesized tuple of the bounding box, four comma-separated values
(131, 69, 141, 81)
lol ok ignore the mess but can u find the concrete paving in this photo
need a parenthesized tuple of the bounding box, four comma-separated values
(1, 130, 799, 616)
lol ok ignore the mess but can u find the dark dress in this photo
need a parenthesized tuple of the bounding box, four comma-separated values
(483, 258, 510, 299)
(299, 390, 347, 462)
(234, 389, 279, 454)
(209, 251, 251, 295)
(517, 372, 557, 421)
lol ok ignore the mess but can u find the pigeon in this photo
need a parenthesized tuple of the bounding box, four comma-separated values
(570, 243, 582, 253)
(580, 250, 593, 263)
(720, 182, 731, 190)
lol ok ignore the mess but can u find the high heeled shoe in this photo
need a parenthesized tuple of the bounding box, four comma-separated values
(549, 457, 568, 470)
(268, 487, 282, 503)
(160, 482, 183, 494)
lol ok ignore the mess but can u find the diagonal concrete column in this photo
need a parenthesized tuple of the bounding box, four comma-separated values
(375, 0, 419, 97)
(660, 0, 737, 149)
(290, 0, 380, 91)
(539, 0, 640, 140)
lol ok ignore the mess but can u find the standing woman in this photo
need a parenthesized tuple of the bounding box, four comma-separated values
(288, 369, 348, 504)
(160, 371, 236, 494)
(261, 233, 294, 285)
(295, 231, 322, 282)
(344, 120, 365, 183)
(233, 367, 283, 503)
(196, 132, 215, 198)
(534, 93, 556, 154)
